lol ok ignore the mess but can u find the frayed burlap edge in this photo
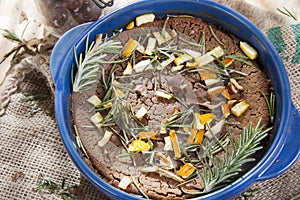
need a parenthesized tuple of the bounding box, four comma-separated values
(0, 36, 56, 116)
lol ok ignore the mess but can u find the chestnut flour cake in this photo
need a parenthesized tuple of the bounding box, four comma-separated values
(71, 15, 273, 199)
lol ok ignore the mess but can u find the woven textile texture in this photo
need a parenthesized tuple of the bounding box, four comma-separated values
(0, 0, 299, 200)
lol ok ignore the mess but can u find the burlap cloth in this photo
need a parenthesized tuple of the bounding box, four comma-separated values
(0, 0, 299, 199)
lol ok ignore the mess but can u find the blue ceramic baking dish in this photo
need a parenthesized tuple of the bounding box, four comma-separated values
(50, 0, 300, 199)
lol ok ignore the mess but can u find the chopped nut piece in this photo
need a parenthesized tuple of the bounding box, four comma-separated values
(222, 88, 231, 100)
(139, 131, 156, 140)
(207, 86, 225, 96)
(169, 130, 181, 158)
(159, 54, 176, 70)
(134, 59, 152, 73)
(204, 78, 222, 87)
(98, 130, 113, 147)
(164, 136, 173, 151)
(222, 103, 231, 118)
(136, 43, 145, 54)
(153, 31, 165, 46)
(159, 119, 167, 134)
(228, 99, 238, 106)
(177, 163, 196, 179)
(156, 152, 173, 168)
(183, 49, 202, 59)
(90, 112, 103, 128)
(174, 54, 193, 66)
(127, 139, 150, 153)
(144, 37, 156, 55)
(240, 41, 258, 60)
(162, 30, 172, 42)
(135, 13, 155, 26)
(123, 62, 133, 75)
(205, 120, 224, 139)
(171, 65, 184, 72)
(153, 31, 172, 45)
(87, 95, 102, 107)
(194, 112, 205, 130)
(227, 82, 238, 94)
(222, 57, 234, 67)
(118, 176, 133, 190)
(126, 21, 135, 30)
(170, 29, 177, 38)
(135, 106, 148, 120)
(155, 90, 173, 99)
(122, 37, 138, 58)
(195, 46, 224, 66)
(230, 78, 244, 90)
(135, 106, 148, 119)
(231, 100, 250, 117)
(166, 108, 180, 122)
(199, 71, 217, 81)
(186, 61, 199, 68)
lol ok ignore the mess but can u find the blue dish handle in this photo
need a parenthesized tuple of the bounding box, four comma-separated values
(256, 103, 300, 181)
(50, 23, 92, 84)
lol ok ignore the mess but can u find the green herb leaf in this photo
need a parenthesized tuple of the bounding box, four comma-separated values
(200, 119, 272, 193)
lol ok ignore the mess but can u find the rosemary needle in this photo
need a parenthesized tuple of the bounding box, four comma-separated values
(277, 7, 298, 21)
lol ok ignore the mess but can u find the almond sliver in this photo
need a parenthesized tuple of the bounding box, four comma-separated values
(98, 130, 113, 147)
(118, 176, 133, 190)
(231, 100, 250, 117)
(240, 41, 258, 60)
(139, 131, 156, 140)
(136, 13, 155, 26)
(122, 37, 138, 58)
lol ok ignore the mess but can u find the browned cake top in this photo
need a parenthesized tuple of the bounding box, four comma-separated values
(72, 16, 272, 199)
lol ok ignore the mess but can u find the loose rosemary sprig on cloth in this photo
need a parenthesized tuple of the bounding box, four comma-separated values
(35, 173, 78, 200)
(0, 24, 28, 64)
(72, 35, 125, 92)
(277, 7, 298, 21)
(200, 119, 272, 193)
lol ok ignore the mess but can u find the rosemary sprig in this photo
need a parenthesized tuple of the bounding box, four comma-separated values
(19, 93, 48, 116)
(225, 55, 252, 66)
(1, 23, 29, 64)
(35, 174, 78, 200)
(200, 119, 272, 193)
(262, 92, 275, 123)
(74, 125, 90, 159)
(277, 7, 298, 21)
(20, 93, 48, 103)
(2, 29, 23, 43)
(237, 187, 261, 200)
(99, 72, 140, 144)
(72, 35, 125, 92)
(209, 25, 224, 47)
(131, 175, 149, 199)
